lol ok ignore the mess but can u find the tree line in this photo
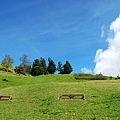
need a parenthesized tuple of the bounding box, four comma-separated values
(1, 54, 73, 76)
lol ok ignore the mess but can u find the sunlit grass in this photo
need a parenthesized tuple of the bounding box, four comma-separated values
(0, 74, 120, 120)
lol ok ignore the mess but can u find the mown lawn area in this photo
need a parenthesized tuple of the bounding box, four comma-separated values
(0, 74, 120, 120)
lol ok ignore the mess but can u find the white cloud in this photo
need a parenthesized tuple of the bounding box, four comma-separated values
(101, 25, 105, 38)
(110, 15, 120, 33)
(94, 16, 120, 77)
(81, 67, 92, 74)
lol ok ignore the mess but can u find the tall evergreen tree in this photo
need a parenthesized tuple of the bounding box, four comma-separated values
(47, 57, 56, 74)
(31, 66, 41, 76)
(31, 59, 41, 76)
(63, 61, 73, 74)
(40, 57, 47, 74)
(32, 59, 41, 67)
(57, 61, 63, 74)
(31, 58, 47, 76)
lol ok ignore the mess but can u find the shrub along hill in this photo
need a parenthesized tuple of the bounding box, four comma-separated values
(0, 73, 120, 120)
(0, 64, 15, 75)
(74, 73, 110, 80)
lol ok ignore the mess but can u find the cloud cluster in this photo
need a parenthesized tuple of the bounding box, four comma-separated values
(94, 16, 120, 77)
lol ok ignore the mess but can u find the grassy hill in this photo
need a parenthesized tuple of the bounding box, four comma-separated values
(0, 73, 120, 120)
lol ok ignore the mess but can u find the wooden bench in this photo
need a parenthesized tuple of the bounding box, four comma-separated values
(0, 96, 12, 100)
(58, 94, 84, 100)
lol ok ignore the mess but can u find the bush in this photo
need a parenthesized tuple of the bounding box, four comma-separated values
(74, 73, 107, 80)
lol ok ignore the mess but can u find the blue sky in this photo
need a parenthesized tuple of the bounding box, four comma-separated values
(0, 0, 120, 74)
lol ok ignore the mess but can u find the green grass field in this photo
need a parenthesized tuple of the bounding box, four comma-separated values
(0, 74, 120, 120)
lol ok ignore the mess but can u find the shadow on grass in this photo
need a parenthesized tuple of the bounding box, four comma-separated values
(2, 78, 9, 82)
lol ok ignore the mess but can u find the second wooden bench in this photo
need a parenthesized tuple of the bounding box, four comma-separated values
(58, 94, 84, 100)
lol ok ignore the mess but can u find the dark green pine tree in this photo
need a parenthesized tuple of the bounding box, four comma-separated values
(57, 61, 63, 74)
(32, 59, 41, 67)
(40, 57, 47, 75)
(31, 58, 48, 76)
(47, 57, 56, 74)
(31, 59, 41, 76)
(63, 61, 73, 74)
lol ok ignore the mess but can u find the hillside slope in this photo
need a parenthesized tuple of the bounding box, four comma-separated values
(0, 74, 120, 120)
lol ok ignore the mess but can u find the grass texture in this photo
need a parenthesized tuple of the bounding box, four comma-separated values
(0, 74, 120, 120)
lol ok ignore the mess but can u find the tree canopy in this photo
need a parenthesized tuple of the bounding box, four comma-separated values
(63, 61, 73, 74)
(31, 58, 47, 76)
(1, 54, 73, 76)
(1, 55, 14, 72)
(15, 54, 31, 75)
(57, 61, 63, 74)
(47, 57, 56, 74)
